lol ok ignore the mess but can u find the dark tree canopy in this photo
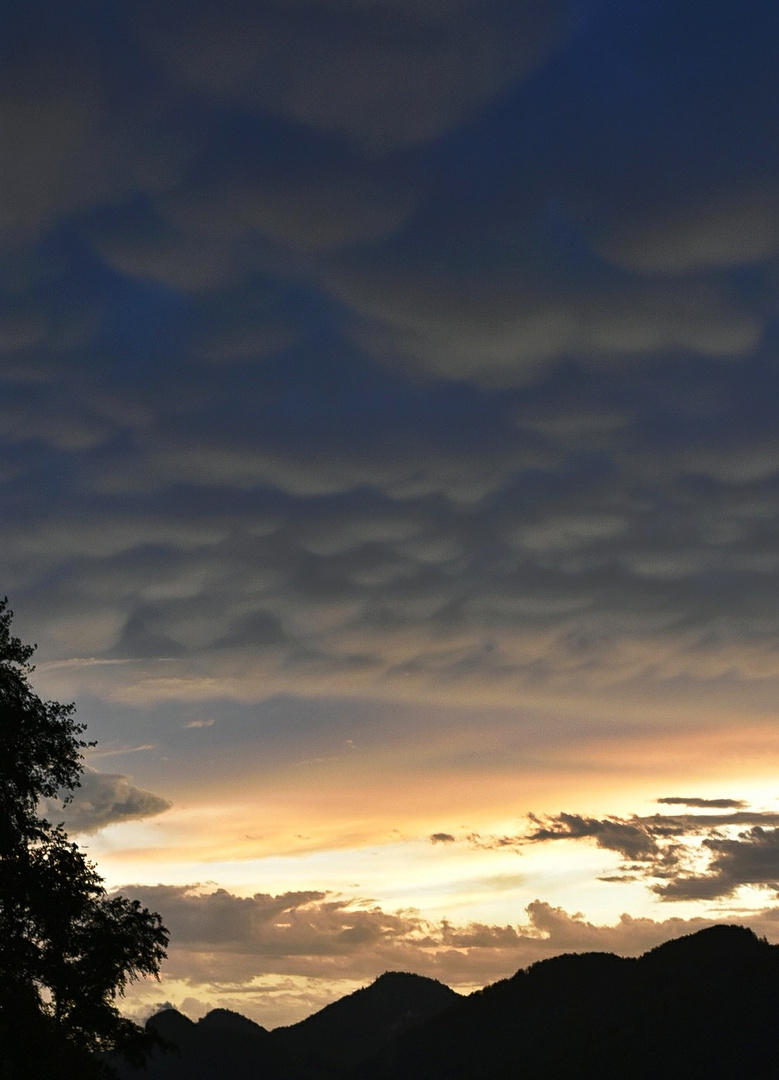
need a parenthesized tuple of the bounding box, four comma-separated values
(0, 599, 169, 1079)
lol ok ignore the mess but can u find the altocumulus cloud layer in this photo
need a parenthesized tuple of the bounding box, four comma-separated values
(2, 0, 779, 716)
(3, 0, 779, 1024)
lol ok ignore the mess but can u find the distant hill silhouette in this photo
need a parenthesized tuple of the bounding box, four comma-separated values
(109, 971, 458, 1080)
(273, 971, 460, 1078)
(112, 926, 779, 1080)
(356, 925, 779, 1080)
(122, 1006, 285, 1080)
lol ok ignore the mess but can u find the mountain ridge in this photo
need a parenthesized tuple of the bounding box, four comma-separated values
(112, 925, 779, 1080)
(111, 970, 459, 1080)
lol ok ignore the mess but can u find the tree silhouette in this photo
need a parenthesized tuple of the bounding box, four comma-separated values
(0, 599, 169, 1079)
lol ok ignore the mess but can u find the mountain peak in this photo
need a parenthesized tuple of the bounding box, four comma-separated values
(146, 1008, 196, 1038)
(372, 970, 450, 986)
(643, 923, 769, 968)
(271, 968, 461, 1072)
(198, 1008, 268, 1034)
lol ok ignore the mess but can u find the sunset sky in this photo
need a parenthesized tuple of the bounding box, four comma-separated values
(4, 0, 779, 1028)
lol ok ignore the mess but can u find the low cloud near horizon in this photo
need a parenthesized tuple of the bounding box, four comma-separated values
(118, 882, 779, 1027)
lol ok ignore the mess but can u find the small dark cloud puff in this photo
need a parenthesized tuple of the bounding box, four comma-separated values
(430, 833, 456, 843)
(44, 767, 171, 834)
(657, 797, 747, 809)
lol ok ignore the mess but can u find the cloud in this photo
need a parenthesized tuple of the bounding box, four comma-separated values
(517, 405, 632, 445)
(91, 218, 243, 294)
(138, 0, 571, 153)
(329, 266, 761, 385)
(481, 807, 779, 903)
(88, 125, 421, 300)
(0, 44, 185, 252)
(430, 833, 456, 844)
(2, 9, 779, 1040)
(2, 2, 779, 716)
(0, 388, 112, 451)
(13, 431, 779, 704)
(524, 812, 662, 862)
(629, 438, 779, 487)
(120, 885, 433, 984)
(167, 161, 419, 255)
(44, 767, 171, 835)
(657, 797, 747, 809)
(5, 509, 232, 561)
(653, 827, 779, 902)
(90, 418, 551, 504)
(502, 512, 629, 553)
(598, 187, 779, 273)
(116, 883, 779, 1026)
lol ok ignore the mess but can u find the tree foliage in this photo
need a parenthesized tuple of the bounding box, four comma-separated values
(0, 599, 169, 1079)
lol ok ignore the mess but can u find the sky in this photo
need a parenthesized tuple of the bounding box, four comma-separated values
(4, 0, 779, 1029)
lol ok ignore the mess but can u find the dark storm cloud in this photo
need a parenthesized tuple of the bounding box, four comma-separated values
(2, 0, 779, 709)
(43, 767, 171, 834)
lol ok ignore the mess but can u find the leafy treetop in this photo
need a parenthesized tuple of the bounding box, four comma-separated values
(0, 599, 169, 1080)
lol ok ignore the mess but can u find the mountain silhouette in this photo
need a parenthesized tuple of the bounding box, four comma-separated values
(112, 926, 779, 1080)
(110, 971, 458, 1080)
(356, 925, 779, 1080)
(118, 1006, 285, 1080)
(272, 971, 460, 1078)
